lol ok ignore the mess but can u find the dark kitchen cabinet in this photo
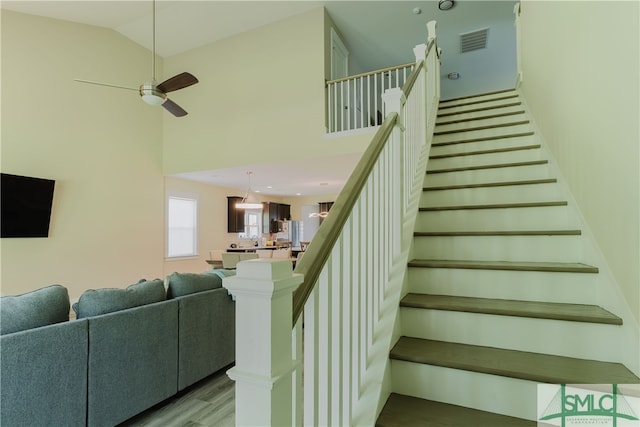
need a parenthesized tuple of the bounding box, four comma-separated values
(278, 204, 290, 221)
(227, 196, 245, 233)
(263, 203, 278, 233)
(262, 202, 291, 233)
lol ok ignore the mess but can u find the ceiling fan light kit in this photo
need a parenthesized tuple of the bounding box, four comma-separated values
(139, 83, 166, 106)
(74, 0, 198, 117)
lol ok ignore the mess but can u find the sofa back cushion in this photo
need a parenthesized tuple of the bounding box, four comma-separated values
(166, 272, 222, 299)
(74, 279, 165, 319)
(0, 285, 70, 335)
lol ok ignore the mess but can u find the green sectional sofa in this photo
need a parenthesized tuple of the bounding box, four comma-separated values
(0, 271, 235, 427)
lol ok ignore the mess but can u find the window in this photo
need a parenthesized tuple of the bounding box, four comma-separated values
(238, 208, 261, 239)
(167, 195, 198, 258)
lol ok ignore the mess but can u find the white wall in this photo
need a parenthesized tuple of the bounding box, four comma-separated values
(439, 14, 518, 100)
(161, 7, 370, 177)
(519, 1, 639, 322)
(1, 11, 165, 300)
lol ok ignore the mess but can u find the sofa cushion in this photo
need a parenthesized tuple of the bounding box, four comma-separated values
(166, 272, 222, 299)
(74, 279, 165, 319)
(0, 285, 70, 335)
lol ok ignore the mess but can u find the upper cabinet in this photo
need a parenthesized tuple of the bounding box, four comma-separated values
(263, 202, 290, 233)
(227, 196, 245, 233)
(278, 204, 290, 222)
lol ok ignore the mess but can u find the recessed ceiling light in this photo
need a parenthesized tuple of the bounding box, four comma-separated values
(439, 0, 455, 11)
(296, 193, 302, 196)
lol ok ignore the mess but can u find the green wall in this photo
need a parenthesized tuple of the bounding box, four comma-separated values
(1, 11, 165, 300)
(520, 1, 639, 323)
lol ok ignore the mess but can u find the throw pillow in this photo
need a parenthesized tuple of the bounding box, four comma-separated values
(74, 279, 165, 319)
(0, 285, 70, 335)
(166, 272, 222, 299)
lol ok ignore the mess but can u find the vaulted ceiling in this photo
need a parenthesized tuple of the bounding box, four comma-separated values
(1, 1, 518, 196)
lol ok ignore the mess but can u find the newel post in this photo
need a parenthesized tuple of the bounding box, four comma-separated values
(223, 259, 303, 426)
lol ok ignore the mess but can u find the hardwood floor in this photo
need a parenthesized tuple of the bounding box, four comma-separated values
(118, 365, 235, 427)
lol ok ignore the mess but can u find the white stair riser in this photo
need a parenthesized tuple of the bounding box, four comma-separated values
(415, 205, 573, 232)
(407, 268, 598, 304)
(435, 115, 528, 133)
(440, 90, 518, 105)
(436, 104, 524, 124)
(423, 163, 551, 187)
(431, 134, 538, 156)
(438, 98, 522, 116)
(391, 360, 538, 420)
(420, 183, 562, 206)
(400, 308, 626, 364)
(429, 148, 543, 171)
(439, 91, 519, 107)
(412, 235, 582, 263)
(433, 124, 533, 145)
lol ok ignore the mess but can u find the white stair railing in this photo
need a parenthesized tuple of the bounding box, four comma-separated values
(224, 21, 440, 427)
(327, 62, 416, 133)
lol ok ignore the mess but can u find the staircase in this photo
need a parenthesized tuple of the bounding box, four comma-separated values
(376, 89, 640, 426)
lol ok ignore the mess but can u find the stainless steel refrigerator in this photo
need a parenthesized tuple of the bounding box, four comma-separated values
(279, 220, 302, 247)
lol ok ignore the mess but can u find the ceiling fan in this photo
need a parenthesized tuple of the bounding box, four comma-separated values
(75, 0, 198, 117)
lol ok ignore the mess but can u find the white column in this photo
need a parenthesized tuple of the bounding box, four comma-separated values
(382, 88, 406, 124)
(223, 259, 303, 427)
(413, 43, 427, 64)
(427, 20, 437, 44)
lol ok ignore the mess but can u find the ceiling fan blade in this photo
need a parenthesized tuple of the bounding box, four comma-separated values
(162, 98, 188, 117)
(157, 72, 198, 93)
(74, 79, 138, 91)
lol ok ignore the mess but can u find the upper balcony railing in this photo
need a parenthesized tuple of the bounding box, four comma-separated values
(326, 62, 416, 134)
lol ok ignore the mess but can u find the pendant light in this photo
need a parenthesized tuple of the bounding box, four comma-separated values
(236, 171, 262, 210)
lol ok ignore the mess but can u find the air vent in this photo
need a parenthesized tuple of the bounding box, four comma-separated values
(460, 27, 489, 53)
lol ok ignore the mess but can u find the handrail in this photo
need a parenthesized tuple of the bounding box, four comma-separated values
(293, 55, 429, 322)
(326, 61, 415, 86)
(225, 23, 439, 426)
(292, 112, 398, 323)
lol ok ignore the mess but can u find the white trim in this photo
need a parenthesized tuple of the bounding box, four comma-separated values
(330, 27, 349, 80)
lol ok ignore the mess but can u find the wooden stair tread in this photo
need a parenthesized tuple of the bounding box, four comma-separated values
(427, 159, 547, 174)
(436, 110, 525, 126)
(408, 259, 599, 273)
(401, 293, 622, 325)
(414, 230, 581, 236)
(432, 131, 535, 147)
(390, 337, 640, 385)
(419, 201, 567, 211)
(430, 144, 541, 159)
(423, 178, 557, 191)
(437, 102, 522, 118)
(376, 393, 535, 427)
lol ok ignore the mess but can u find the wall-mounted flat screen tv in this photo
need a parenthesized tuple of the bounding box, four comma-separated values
(1, 173, 56, 238)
